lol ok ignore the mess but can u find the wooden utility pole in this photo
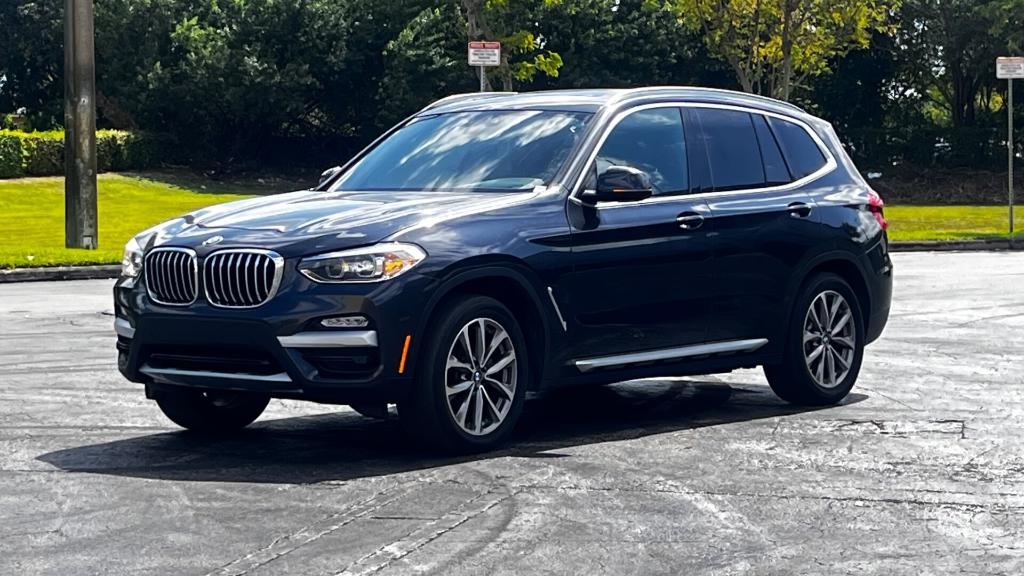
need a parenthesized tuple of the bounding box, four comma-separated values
(64, 0, 98, 249)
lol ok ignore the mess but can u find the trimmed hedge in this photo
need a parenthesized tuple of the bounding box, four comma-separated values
(0, 130, 164, 178)
(0, 134, 22, 178)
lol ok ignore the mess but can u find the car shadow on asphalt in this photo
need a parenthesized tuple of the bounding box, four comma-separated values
(37, 379, 866, 484)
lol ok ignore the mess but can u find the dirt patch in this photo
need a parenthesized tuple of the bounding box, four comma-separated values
(869, 168, 1021, 205)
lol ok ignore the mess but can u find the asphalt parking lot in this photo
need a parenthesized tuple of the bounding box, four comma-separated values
(2, 251, 1023, 575)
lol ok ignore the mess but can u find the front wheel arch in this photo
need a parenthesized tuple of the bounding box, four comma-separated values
(411, 265, 555, 390)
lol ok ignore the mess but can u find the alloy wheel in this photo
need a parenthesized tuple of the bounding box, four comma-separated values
(444, 318, 517, 436)
(802, 290, 856, 389)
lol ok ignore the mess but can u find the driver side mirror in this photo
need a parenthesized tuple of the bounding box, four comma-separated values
(581, 165, 653, 204)
(317, 166, 342, 189)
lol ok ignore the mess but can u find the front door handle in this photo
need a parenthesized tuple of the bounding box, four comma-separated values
(788, 202, 812, 219)
(676, 212, 704, 230)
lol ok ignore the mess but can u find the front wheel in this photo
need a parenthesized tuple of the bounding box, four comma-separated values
(154, 388, 270, 433)
(398, 295, 528, 453)
(764, 273, 865, 406)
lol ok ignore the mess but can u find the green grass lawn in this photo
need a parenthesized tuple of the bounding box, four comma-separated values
(885, 205, 1023, 242)
(0, 173, 1020, 268)
(0, 173, 265, 269)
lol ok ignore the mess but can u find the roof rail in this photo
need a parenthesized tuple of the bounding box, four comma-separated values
(419, 92, 518, 113)
(612, 86, 806, 114)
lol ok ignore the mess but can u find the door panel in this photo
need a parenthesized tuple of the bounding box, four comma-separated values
(689, 107, 834, 347)
(561, 105, 713, 361)
(705, 190, 819, 343)
(563, 199, 714, 359)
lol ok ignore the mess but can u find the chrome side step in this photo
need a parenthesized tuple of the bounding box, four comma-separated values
(573, 338, 769, 373)
(140, 364, 292, 384)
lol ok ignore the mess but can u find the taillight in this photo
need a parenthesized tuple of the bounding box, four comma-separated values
(867, 189, 888, 230)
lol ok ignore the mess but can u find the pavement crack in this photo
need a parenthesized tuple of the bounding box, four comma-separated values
(855, 385, 924, 412)
(332, 487, 518, 576)
(332, 468, 554, 576)
(511, 483, 1024, 514)
(204, 481, 417, 576)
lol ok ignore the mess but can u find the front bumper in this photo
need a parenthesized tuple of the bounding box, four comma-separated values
(113, 268, 432, 404)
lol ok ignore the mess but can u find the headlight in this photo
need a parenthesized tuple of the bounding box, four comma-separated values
(298, 242, 426, 283)
(121, 237, 144, 279)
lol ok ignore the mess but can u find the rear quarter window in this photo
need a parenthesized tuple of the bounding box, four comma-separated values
(768, 117, 828, 180)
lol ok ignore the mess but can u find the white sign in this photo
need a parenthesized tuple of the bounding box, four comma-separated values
(997, 57, 1024, 79)
(468, 42, 501, 67)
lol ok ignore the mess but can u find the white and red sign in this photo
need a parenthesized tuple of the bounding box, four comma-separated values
(997, 57, 1024, 79)
(468, 42, 501, 67)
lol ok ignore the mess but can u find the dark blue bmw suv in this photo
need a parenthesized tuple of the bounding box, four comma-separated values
(114, 87, 893, 452)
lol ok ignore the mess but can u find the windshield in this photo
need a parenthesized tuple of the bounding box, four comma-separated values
(330, 110, 592, 193)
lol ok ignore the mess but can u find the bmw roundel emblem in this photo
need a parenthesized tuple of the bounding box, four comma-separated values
(203, 235, 224, 247)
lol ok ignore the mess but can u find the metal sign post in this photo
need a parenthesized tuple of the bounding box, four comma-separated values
(468, 41, 501, 92)
(997, 57, 1024, 235)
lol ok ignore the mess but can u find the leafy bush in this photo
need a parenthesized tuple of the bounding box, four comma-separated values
(115, 132, 170, 170)
(19, 130, 64, 176)
(96, 131, 121, 172)
(0, 133, 22, 178)
(0, 130, 164, 178)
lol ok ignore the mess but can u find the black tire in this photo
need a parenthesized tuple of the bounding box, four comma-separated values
(398, 295, 528, 453)
(764, 273, 865, 406)
(154, 388, 270, 433)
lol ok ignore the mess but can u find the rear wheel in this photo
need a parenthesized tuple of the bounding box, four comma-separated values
(398, 295, 528, 453)
(764, 273, 864, 405)
(154, 388, 270, 432)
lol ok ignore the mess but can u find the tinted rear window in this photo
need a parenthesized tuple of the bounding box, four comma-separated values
(694, 108, 764, 191)
(768, 117, 827, 179)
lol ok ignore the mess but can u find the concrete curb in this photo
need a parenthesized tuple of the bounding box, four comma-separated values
(889, 239, 1022, 252)
(0, 239, 1020, 283)
(0, 265, 121, 283)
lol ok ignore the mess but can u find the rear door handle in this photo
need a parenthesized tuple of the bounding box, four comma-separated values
(788, 202, 812, 218)
(676, 212, 704, 230)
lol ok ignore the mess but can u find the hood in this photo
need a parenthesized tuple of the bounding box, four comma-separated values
(150, 189, 532, 254)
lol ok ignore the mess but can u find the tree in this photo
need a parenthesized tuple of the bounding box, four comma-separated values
(895, 0, 1015, 128)
(0, 1, 64, 129)
(460, 0, 564, 90)
(377, 3, 477, 127)
(526, 0, 732, 90)
(670, 0, 897, 100)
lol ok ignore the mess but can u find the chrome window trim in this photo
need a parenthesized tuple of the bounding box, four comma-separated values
(573, 338, 769, 373)
(203, 248, 285, 309)
(144, 247, 198, 307)
(277, 331, 379, 348)
(570, 101, 838, 210)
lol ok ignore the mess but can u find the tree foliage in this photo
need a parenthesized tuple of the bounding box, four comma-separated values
(1, 0, 1021, 170)
(895, 0, 1019, 128)
(670, 0, 897, 100)
(0, 1, 63, 128)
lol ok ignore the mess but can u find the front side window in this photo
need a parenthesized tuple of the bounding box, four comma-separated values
(592, 107, 688, 196)
(332, 110, 591, 193)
